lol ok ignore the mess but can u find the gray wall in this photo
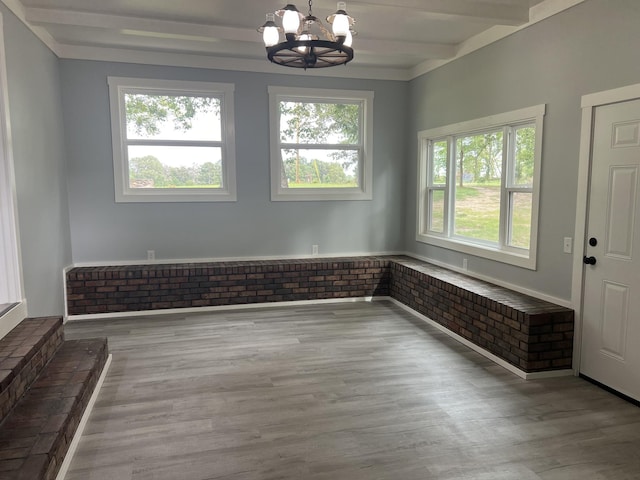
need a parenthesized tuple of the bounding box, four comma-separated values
(2, 6, 71, 316)
(406, 0, 640, 301)
(5, 0, 640, 314)
(60, 61, 408, 263)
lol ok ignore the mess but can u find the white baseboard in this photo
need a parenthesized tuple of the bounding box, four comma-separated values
(57, 353, 112, 480)
(378, 297, 574, 380)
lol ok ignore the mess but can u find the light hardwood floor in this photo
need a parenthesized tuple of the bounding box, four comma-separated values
(63, 300, 640, 480)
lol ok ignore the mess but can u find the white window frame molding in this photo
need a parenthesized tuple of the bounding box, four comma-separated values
(416, 104, 545, 269)
(0, 12, 27, 337)
(108, 77, 237, 203)
(268, 86, 374, 201)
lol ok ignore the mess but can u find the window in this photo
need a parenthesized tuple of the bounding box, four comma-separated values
(108, 77, 236, 202)
(417, 105, 545, 269)
(268, 86, 373, 201)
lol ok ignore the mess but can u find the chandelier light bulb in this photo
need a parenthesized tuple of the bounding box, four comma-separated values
(297, 33, 311, 54)
(262, 14, 280, 47)
(331, 2, 350, 38)
(282, 5, 301, 34)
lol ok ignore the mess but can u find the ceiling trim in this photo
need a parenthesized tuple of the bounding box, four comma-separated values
(352, 0, 530, 26)
(25, 8, 253, 43)
(56, 44, 414, 81)
(2, 0, 586, 82)
(1, 0, 59, 54)
(411, 0, 586, 79)
(24, 7, 456, 60)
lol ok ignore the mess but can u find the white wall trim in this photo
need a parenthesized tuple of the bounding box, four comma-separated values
(0, 12, 25, 311)
(0, 0, 60, 54)
(572, 82, 640, 376)
(57, 44, 412, 82)
(55, 353, 112, 480)
(381, 297, 573, 380)
(65, 250, 405, 269)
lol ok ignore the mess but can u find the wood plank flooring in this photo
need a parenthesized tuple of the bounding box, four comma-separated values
(63, 300, 640, 480)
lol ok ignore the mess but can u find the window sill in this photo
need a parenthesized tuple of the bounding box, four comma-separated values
(415, 233, 536, 270)
(271, 188, 372, 202)
(115, 188, 237, 203)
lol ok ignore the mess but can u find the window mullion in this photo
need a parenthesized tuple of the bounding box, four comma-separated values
(125, 139, 223, 148)
(446, 135, 455, 237)
(499, 126, 511, 248)
(279, 143, 360, 150)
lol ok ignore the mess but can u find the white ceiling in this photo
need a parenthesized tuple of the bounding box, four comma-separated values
(2, 0, 583, 80)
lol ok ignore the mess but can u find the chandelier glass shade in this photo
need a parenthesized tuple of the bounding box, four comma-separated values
(258, 1, 355, 69)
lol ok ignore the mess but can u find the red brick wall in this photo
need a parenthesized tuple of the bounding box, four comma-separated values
(66, 256, 573, 372)
(66, 258, 392, 315)
(389, 258, 574, 372)
(0, 317, 63, 422)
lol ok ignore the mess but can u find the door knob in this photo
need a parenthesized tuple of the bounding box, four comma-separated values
(589, 237, 598, 247)
(583, 256, 597, 265)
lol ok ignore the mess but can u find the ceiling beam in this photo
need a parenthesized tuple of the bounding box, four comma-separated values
(24, 7, 455, 59)
(351, 0, 530, 26)
(355, 38, 454, 59)
(24, 8, 253, 43)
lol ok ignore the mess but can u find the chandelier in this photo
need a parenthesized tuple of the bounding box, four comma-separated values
(258, 1, 355, 69)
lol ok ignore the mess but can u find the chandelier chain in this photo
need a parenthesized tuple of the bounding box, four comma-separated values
(308, 0, 313, 17)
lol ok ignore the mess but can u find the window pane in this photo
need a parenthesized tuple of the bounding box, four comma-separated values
(128, 145, 223, 189)
(280, 149, 359, 188)
(431, 140, 447, 185)
(279, 101, 360, 145)
(125, 94, 221, 141)
(453, 131, 502, 243)
(429, 189, 444, 233)
(513, 126, 535, 186)
(509, 192, 532, 249)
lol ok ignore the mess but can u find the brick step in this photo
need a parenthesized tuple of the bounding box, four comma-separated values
(0, 318, 64, 423)
(0, 338, 108, 480)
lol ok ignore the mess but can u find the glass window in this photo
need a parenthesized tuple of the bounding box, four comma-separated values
(108, 77, 236, 202)
(269, 86, 373, 201)
(417, 105, 545, 269)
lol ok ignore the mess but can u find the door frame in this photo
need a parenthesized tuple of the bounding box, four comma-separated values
(572, 83, 640, 375)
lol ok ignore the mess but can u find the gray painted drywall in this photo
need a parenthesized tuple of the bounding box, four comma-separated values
(1, 6, 71, 315)
(60, 61, 408, 263)
(406, 0, 640, 301)
(4, 0, 634, 314)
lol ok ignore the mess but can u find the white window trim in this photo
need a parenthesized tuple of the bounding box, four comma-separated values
(108, 77, 237, 203)
(416, 104, 545, 270)
(0, 12, 23, 308)
(268, 86, 373, 201)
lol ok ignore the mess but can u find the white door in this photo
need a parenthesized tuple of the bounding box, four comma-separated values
(581, 98, 640, 401)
